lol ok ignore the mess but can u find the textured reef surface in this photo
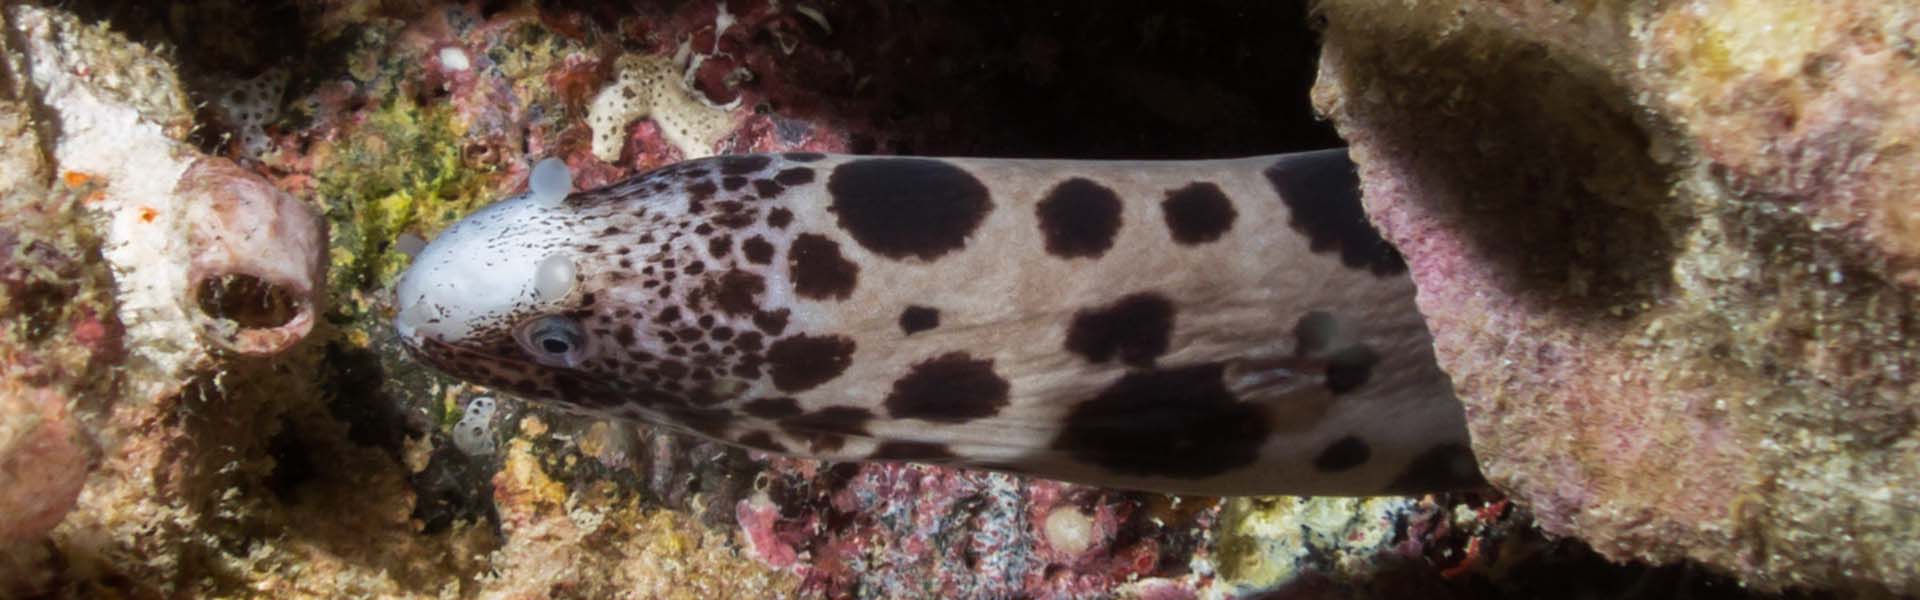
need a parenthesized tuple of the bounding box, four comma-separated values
(1318, 0, 1920, 594)
(0, 0, 1903, 598)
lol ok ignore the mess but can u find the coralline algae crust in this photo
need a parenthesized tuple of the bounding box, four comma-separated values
(1315, 0, 1920, 593)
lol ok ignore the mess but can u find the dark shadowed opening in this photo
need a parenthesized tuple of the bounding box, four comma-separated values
(195, 273, 302, 329)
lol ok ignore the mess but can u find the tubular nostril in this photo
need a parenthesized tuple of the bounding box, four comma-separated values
(530, 157, 572, 205)
(394, 232, 427, 259)
(535, 253, 576, 302)
(394, 295, 431, 333)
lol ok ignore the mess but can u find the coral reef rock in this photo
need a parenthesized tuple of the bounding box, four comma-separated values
(0, 386, 89, 544)
(2, 4, 328, 596)
(1315, 0, 1920, 593)
(14, 3, 325, 383)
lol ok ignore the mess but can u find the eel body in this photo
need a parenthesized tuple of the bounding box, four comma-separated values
(393, 149, 1482, 496)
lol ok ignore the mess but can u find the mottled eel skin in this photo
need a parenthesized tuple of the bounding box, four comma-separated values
(393, 149, 1484, 496)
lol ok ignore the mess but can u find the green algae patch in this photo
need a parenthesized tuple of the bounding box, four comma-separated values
(315, 97, 501, 323)
(490, 22, 575, 99)
(292, 103, 506, 573)
(310, 96, 505, 429)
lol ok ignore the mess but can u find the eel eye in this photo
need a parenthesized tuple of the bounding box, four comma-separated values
(517, 315, 588, 367)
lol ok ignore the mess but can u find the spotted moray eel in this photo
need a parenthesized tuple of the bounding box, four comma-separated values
(393, 149, 1484, 496)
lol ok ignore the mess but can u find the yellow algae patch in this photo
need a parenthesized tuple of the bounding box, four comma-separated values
(1212, 496, 1411, 591)
(316, 97, 498, 315)
(1680, 0, 1825, 81)
(482, 422, 797, 598)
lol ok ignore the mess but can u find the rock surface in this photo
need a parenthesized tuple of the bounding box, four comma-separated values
(1316, 0, 1920, 593)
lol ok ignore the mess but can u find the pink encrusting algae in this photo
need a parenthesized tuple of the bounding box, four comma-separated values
(736, 459, 1210, 597)
(1317, 0, 1920, 594)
